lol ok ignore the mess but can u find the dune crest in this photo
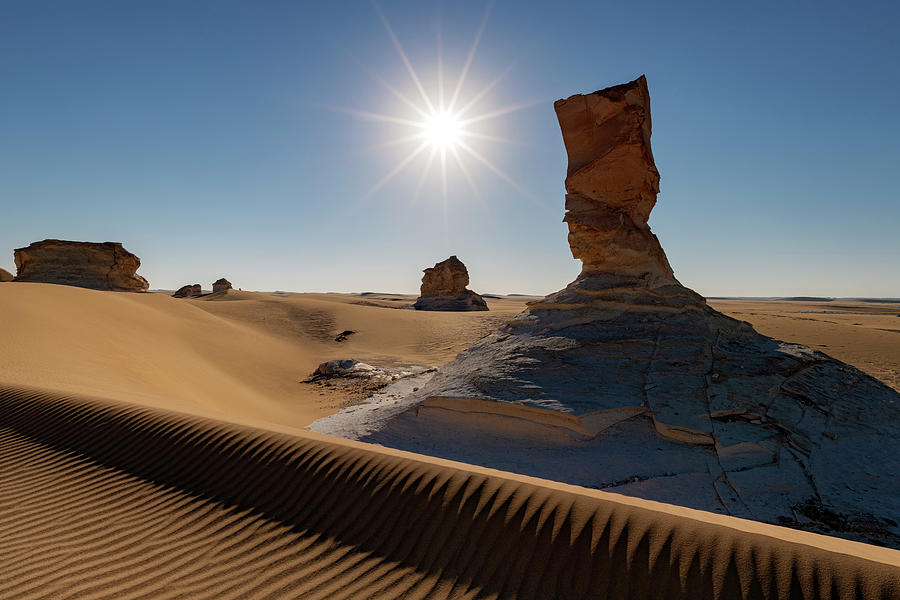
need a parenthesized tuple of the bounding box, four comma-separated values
(1, 385, 898, 599)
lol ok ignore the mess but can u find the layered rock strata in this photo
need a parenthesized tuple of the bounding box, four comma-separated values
(412, 256, 488, 311)
(173, 284, 201, 298)
(313, 77, 900, 547)
(212, 278, 232, 293)
(13, 240, 149, 292)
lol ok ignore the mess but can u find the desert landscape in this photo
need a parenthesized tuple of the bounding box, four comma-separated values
(2, 2, 900, 598)
(2, 283, 900, 598)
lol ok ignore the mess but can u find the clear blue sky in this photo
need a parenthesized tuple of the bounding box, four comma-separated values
(2, 0, 898, 297)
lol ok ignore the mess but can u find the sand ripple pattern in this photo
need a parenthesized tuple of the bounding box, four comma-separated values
(0, 386, 897, 599)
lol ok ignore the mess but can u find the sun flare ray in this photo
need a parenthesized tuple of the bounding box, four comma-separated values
(328, 106, 424, 129)
(456, 139, 530, 197)
(364, 141, 430, 199)
(345, 2, 537, 209)
(356, 62, 431, 120)
(373, 1, 435, 114)
(448, 1, 493, 112)
(458, 99, 545, 127)
(412, 146, 438, 204)
(450, 145, 479, 199)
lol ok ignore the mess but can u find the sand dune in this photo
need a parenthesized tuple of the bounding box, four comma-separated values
(2, 285, 900, 596)
(2, 285, 895, 434)
(1, 385, 898, 599)
(0, 284, 533, 431)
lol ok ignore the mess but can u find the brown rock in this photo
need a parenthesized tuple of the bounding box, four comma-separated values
(212, 278, 232, 293)
(552, 76, 692, 300)
(413, 256, 487, 311)
(13, 239, 149, 292)
(173, 284, 201, 298)
(0, 268, 13, 282)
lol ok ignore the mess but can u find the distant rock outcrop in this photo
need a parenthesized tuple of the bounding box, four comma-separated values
(172, 284, 201, 298)
(0, 268, 12, 282)
(13, 240, 149, 292)
(212, 278, 232, 293)
(313, 76, 900, 548)
(412, 256, 487, 311)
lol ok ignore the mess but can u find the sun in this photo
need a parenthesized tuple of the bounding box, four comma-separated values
(422, 110, 463, 150)
(331, 2, 539, 203)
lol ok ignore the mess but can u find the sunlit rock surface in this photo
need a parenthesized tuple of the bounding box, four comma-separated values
(313, 77, 900, 547)
(13, 239, 149, 292)
(412, 256, 487, 311)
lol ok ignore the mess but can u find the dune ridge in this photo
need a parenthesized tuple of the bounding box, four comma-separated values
(1, 385, 898, 599)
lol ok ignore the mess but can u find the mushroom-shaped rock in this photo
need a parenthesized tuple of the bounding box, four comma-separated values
(0, 268, 13, 282)
(212, 278, 232, 293)
(412, 256, 488, 311)
(12, 239, 149, 291)
(311, 76, 900, 548)
(172, 284, 202, 298)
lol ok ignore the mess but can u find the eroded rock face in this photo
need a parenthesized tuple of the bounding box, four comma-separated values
(13, 240, 149, 292)
(543, 76, 704, 313)
(0, 268, 12, 282)
(173, 284, 201, 298)
(312, 77, 900, 548)
(212, 278, 232, 293)
(413, 256, 488, 311)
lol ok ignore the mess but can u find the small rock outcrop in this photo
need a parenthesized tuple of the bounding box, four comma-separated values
(312, 76, 900, 548)
(212, 278, 232, 293)
(0, 268, 13, 282)
(412, 256, 488, 311)
(13, 240, 149, 292)
(172, 284, 201, 298)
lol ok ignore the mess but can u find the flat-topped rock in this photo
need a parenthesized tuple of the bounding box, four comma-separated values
(413, 256, 487, 311)
(313, 77, 900, 548)
(172, 284, 201, 298)
(13, 240, 149, 292)
(0, 268, 12, 282)
(212, 278, 232, 293)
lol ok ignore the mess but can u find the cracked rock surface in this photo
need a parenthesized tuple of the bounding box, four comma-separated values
(13, 239, 149, 292)
(312, 77, 900, 547)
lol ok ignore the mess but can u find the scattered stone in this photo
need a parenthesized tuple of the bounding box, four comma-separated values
(412, 256, 488, 311)
(311, 76, 900, 548)
(304, 359, 436, 406)
(212, 278, 232, 293)
(335, 330, 356, 342)
(13, 239, 149, 291)
(172, 284, 201, 298)
(0, 268, 13, 282)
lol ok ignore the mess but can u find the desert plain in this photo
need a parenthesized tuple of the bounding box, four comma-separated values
(2, 285, 897, 432)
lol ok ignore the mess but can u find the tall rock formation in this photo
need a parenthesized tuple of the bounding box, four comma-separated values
(542, 76, 704, 314)
(13, 240, 149, 292)
(412, 256, 488, 311)
(312, 77, 900, 548)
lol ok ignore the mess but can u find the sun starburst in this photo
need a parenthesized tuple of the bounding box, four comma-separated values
(330, 1, 541, 205)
